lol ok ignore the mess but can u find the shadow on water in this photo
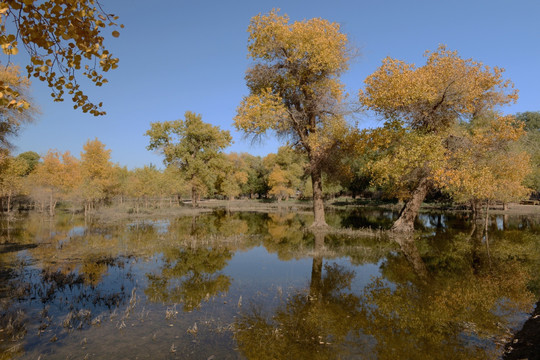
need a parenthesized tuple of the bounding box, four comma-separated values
(0, 209, 537, 359)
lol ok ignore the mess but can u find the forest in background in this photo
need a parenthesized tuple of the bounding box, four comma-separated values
(1, 106, 538, 219)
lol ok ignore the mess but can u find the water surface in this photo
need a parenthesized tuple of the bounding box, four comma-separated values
(0, 209, 538, 359)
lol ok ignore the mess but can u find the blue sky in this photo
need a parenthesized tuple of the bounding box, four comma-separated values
(12, 0, 540, 169)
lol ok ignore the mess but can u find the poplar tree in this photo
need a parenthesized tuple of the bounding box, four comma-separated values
(234, 10, 351, 228)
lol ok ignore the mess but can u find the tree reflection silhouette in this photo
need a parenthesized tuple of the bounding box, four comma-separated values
(145, 246, 232, 311)
(235, 230, 367, 359)
(235, 228, 538, 360)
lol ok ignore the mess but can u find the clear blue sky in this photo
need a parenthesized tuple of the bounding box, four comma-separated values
(12, 0, 540, 169)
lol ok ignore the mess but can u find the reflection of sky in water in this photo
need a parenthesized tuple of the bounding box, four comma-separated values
(224, 247, 383, 298)
(127, 219, 170, 234)
(67, 226, 86, 237)
(496, 216, 504, 230)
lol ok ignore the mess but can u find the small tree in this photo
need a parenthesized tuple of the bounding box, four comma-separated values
(215, 153, 248, 201)
(516, 111, 540, 196)
(29, 150, 80, 216)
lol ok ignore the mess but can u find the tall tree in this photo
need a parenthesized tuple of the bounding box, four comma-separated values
(359, 46, 519, 232)
(234, 10, 352, 228)
(146, 111, 232, 207)
(0, 0, 121, 115)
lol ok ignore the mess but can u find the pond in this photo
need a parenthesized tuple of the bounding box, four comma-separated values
(0, 208, 538, 359)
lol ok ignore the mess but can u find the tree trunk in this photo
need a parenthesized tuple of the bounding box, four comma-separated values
(6, 191, 11, 214)
(191, 186, 198, 207)
(470, 199, 481, 221)
(391, 177, 430, 232)
(49, 191, 55, 217)
(310, 165, 327, 228)
(484, 200, 492, 265)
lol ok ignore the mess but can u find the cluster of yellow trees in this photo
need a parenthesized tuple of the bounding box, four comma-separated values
(0, 5, 536, 232)
(0, 138, 345, 215)
(0, 139, 113, 215)
(232, 10, 535, 231)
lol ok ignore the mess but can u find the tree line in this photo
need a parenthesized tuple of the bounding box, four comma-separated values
(0, 136, 363, 216)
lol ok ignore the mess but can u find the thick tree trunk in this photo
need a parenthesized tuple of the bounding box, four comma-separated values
(310, 165, 327, 228)
(470, 199, 481, 221)
(394, 234, 427, 278)
(391, 177, 430, 232)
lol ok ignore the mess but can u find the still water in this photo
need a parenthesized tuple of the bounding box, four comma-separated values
(0, 208, 538, 359)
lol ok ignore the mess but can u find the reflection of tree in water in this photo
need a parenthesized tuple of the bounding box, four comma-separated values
(235, 262, 363, 360)
(263, 213, 307, 260)
(359, 232, 537, 360)
(235, 227, 539, 360)
(145, 246, 232, 311)
(235, 230, 369, 359)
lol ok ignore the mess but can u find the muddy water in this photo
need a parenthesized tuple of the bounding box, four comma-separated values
(0, 209, 538, 359)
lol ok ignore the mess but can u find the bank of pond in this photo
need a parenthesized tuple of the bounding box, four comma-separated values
(0, 208, 539, 359)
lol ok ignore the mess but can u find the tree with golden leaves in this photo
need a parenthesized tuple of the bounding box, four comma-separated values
(215, 153, 249, 201)
(0, 154, 28, 212)
(79, 138, 113, 214)
(268, 164, 295, 201)
(29, 150, 80, 215)
(234, 10, 351, 228)
(359, 46, 520, 232)
(433, 114, 530, 208)
(0, 65, 38, 149)
(126, 165, 159, 212)
(0, 0, 121, 116)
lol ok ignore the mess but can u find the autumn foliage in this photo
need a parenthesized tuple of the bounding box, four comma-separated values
(0, 10, 533, 234)
(359, 46, 529, 231)
(0, 0, 121, 115)
(235, 9, 352, 227)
